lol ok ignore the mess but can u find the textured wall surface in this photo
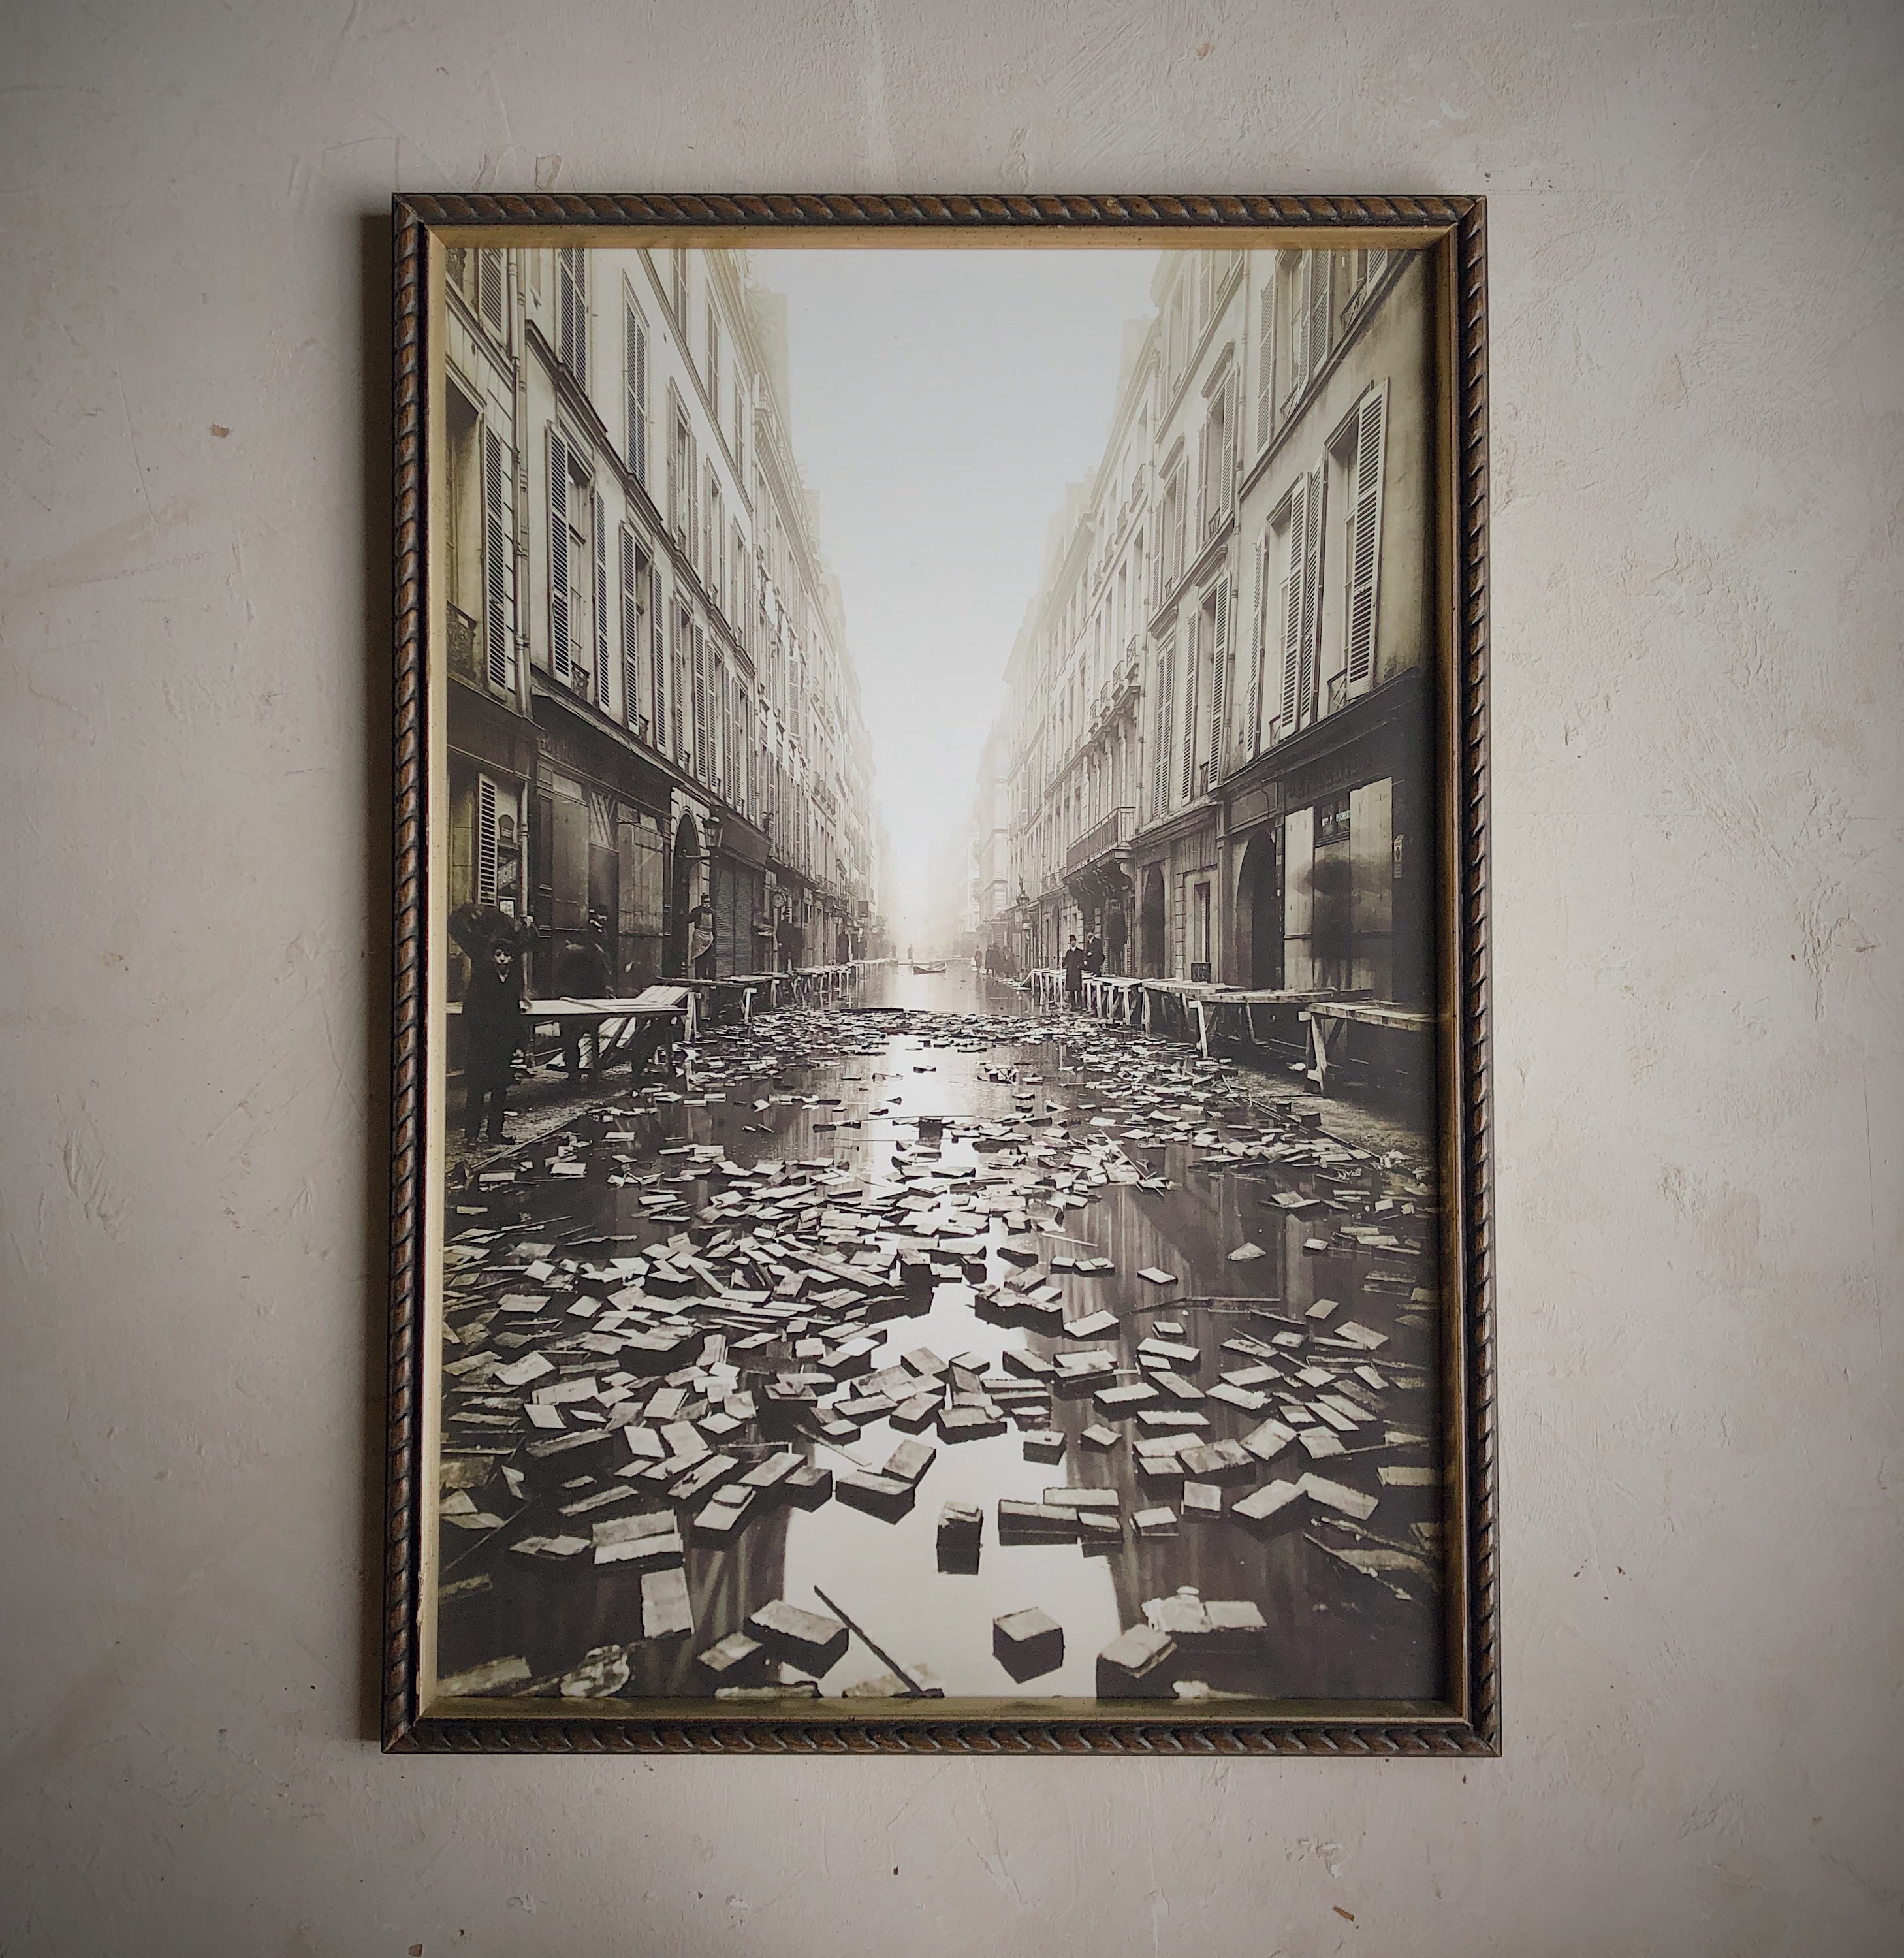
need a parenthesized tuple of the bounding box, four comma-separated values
(2, 2, 1900, 1953)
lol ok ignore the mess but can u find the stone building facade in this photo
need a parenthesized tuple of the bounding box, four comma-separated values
(442, 244, 884, 1004)
(974, 246, 1434, 1003)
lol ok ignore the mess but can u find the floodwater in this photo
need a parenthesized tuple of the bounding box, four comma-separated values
(435, 963, 1444, 1705)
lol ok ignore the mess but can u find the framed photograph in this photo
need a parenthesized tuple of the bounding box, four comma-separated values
(385, 193, 1494, 1755)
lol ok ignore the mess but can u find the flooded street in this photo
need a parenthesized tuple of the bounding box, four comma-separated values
(436, 965, 1444, 1705)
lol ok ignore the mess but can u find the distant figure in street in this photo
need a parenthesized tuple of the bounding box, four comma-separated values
(556, 912, 612, 1078)
(1085, 932, 1105, 978)
(688, 900, 716, 980)
(1062, 933, 1087, 1008)
(462, 939, 525, 1144)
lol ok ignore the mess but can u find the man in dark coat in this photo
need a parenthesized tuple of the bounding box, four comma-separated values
(1085, 932, 1105, 978)
(462, 940, 525, 1143)
(1062, 933, 1087, 1009)
(557, 914, 612, 1077)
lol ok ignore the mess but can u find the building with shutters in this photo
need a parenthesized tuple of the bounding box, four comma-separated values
(441, 243, 884, 1009)
(978, 246, 1435, 999)
(1216, 246, 1436, 1003)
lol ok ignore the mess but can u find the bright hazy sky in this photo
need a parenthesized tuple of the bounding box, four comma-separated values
(752, 248, 1161, 948)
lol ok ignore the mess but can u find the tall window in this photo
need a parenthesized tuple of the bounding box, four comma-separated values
(1286, 251, 1332, 404)
(1333, 383, 1388, 702)
(708, 479, 725, 612)
(1204, 577, 1231, 784)
(623, 302, 648, 488)
(671, 603, 691, 758)
(619, 526, 650, 734)
(481, 426, 513, 692)
(546, 426, 588, 684)
(668, 406, 692, 545)
(1254, 266, 1277, 451)
(1152, 633, 1176, 818)
(1201, 364, 1236, 539)
(691, 620, 709, 776)
(1275, 471, 1324, 740)
(556, 248, 587, 386)
(648, 564, 667, 748)
(670, 248, 688, 323)
(590, 487, 610, 706)
(705, 300, 721, 421)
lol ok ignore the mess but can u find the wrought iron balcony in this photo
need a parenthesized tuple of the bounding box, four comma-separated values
(1066, 804, 1135, 873)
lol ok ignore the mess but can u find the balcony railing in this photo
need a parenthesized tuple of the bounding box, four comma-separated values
(1066, 804, 1135, 873)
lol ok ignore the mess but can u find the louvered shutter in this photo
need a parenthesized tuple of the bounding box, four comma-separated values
(1153, 647, 1174, 816)
(1180, 622, 1200, 802)
(483, 427, 511, 690)
(1245, 533, 1267, 754)
(476, 777, 500, 905)
(1344, 387, 1387, 694)
(478, 252, 504, 337)
(649, 567, 667, 745)
(618, 526, 637, 724)
(1290, 258, 1311, 394)
(691, 623, 708, 775)
(1220, 375, 1239, 511)
(592, 489, 610, 705)
(558, 248, 586, 385)
(1299, 467, 1325, 726)
(1208, 579, 1230, 780)
(1307, 255, 1330, 383)
(1254, 273, 1276, 449)
(547, 428, 571, 679)
(1278, 474, 1309, 732)
(625, 311, 648, 486)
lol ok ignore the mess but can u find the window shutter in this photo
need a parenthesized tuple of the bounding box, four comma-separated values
(648, 565, 666, 743)
(558, 248, 587, 386)
(692, 622, 708, 775)
(1180, 621, 1200, 802)
(1208, 579, 1230, 780)
(1290, 258, 1310, 394)
(483, 427, 512, 690)
(1220, 376, 1239, 513)
(625, 310, 648, 487)
(592, 489, 610, 705)
(478, 252, 504, 337)
(1299, 466, 1325, 726)
(1245, 533, 1267, 755)
(1278, 475, 1309, 731)
(476, 777, 500, 905)
(619, 526, 639, 729)
(1153, 645, 1174, 816)
(547, 428, 571, 679)
(1254, 273, 1276, 449)
(1307, 255, 1330, 384)
(1344, 386, 1387, 694)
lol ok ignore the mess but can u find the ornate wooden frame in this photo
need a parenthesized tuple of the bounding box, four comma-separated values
(385, 193, 1493, 1756)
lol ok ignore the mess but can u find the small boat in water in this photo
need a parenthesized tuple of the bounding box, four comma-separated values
(910, 960, 947, 974)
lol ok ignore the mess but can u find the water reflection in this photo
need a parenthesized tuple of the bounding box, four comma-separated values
(437, 963, 1442, 1703)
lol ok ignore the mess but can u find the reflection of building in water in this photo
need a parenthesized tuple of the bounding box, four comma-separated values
(439, 244, 887, 1013)
(974, 248, 1435, 1007)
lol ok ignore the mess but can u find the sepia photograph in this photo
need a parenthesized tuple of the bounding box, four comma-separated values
(410, 216, 1470, 1724)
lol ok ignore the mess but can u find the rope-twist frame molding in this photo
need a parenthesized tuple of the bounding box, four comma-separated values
(384, 191, 1494, 1756)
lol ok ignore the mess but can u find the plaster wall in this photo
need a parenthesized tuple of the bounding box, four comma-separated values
(2, 2, 1900, 1953)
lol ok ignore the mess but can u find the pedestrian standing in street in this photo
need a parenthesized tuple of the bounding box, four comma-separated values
(689, 900, 716, 980)
(556, 913, 612, 1078)
(462, 939, 525, 1144)
(1062, 933, 1087, 1009)
(1085, 931, 1105, 978)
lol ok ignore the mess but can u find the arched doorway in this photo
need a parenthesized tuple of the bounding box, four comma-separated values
(1138, 867, 1166, 978)
(1233, 829, 1283, 989)
(666, 812, 702, 977)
